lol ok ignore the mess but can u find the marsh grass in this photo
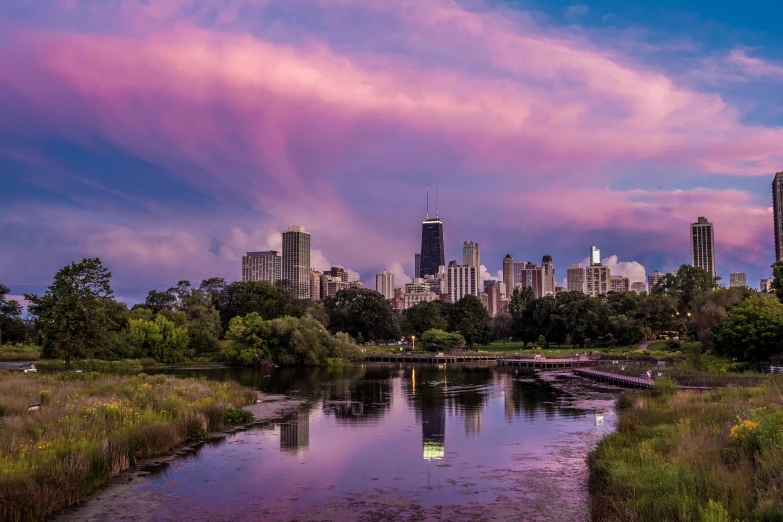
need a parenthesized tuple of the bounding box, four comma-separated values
(589, 379, 783, 521)
(0, 372, 257, 521)
(0, 344, 40, 362)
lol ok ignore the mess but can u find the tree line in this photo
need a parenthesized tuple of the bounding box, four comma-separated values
(3, 259, 783, 365)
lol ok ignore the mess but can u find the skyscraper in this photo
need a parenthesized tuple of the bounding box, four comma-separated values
(414, 253, 421, 279)
(282, 225, 311, 299)
(586, 265, 610, 296)
(647, 271, 664, 293)
(242, 251, 281, 283)
(610, 275, 630, 293)
(326, 266, 348, 282)
(502, 254, 514, 296)
(486, 281, 501, 317)
(566, 264, 586, 293)
(773, 171, 783, 262)
(590, 245, 601, 266)
(729, 272, 747, 288)
(463, 241, 480, 267)
(375, 271, 395, 299)
(690, 217, 716, 278)
(517, 266, 545, 298)
(541, 255, 555, 296)
(420, 190, 445, 278)
(447, 264, 480, 302)
(512, 261, 526, 287)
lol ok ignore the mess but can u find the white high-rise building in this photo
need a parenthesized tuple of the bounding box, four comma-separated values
(375, 271, 395, 299)
(761, 278, 774, 293)
(590, 245, 601, 266)
(242, 251, 281, 283)
(690, 217, 716, 278)
(282, 226, 311, 299)
(566, 264, 586, 293)
(447, 264, 480, 302)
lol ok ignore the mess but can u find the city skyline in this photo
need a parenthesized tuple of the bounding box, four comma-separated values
(2, 1, 782, 305)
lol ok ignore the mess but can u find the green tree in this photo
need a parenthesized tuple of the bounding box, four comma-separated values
(772, 261, 783, 303)
(491, 313, 513, 343)
(211, 280, 305, 332)
(224, 312, 273, 366)
(144, 289, 176, 312)
(652, 264, 719, 313)
(119, 314, 190, 363)
(324, 287, 400, 342)
(269, 315, 338, 366)
(712, 294, 783, 363)
(635, 294, 678, 337)
(25, 258, 114, 369)
(691, 286, 755, 352)
(0, 283, 24, 344)
(448, 295, 491, 349)
(421, 329, 466, 352)
(401, 300, 448, 338)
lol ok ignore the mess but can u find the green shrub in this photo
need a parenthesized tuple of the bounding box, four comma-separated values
(224, 408, 254, 425)
(39, 391, 51, 405)
(652, 376, 678, 398)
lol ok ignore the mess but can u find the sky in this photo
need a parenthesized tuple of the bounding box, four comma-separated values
(1, 0, 783, 305)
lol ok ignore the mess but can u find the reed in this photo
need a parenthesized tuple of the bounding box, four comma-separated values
(0, 372, 257, 522)
(589, 378, 783, 521)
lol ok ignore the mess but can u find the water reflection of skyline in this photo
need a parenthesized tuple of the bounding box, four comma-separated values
(229, 364, 598, 460)
(280, 410, 310, 455)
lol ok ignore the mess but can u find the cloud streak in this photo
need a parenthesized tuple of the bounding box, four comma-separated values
(0, 0, 779, 297)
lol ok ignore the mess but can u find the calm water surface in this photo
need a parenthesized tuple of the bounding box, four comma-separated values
(62, 364, 619, 521)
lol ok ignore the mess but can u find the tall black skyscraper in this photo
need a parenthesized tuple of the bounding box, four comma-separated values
(774, 171, 783, 262)
(420, 188, 445, 277)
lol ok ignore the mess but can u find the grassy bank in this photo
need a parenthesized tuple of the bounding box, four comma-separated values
(0, 371, 257, 521)
(0, 344, 40, 362)
(588, 380, 783, 521)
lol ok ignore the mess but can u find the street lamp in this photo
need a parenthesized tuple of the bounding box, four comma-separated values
(412, 336, 416, 351)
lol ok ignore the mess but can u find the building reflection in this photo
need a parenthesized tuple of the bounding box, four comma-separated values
(422, 407, 445, 461)
(280, 410, 310, 455)
(498, 368, 586, 420)
(321, 366, 395, 424)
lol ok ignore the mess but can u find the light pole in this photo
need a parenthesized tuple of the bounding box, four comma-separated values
(412, 336, 415, 351)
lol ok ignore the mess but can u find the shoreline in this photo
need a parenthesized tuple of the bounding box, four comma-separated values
(52, 393, 305, 522)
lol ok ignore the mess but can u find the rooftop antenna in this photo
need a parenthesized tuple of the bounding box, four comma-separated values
(436, 187, 439, 219)
(426, 184, 430, 220)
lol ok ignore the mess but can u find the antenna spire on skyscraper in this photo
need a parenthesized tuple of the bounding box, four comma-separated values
(426, 184, 429, 220)
(436, 186, 439, 219)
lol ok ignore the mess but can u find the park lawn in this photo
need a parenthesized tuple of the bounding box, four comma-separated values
(588, 380, 783, 522)
(0, 344, 40, 362)
(0, 371, 256, 521)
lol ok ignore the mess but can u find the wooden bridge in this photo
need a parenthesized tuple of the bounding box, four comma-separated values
(573, 368, 654, 389)
(363, 353, 499, 363)
(498, 357, 601, 370)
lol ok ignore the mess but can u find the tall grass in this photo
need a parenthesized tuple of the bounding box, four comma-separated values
(589, 379, 783, 521)
(0, 372, 257, 521)
(0, 344, 40, 362)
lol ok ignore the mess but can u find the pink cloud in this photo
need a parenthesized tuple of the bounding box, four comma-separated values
(0, 0, 779, 290)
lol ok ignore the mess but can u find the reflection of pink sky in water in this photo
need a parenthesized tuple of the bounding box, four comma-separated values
(56, 368, 619, 521)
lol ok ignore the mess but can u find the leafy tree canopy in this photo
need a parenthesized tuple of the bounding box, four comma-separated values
(324, 287, 400, 342)
(713, 294, 783, 363)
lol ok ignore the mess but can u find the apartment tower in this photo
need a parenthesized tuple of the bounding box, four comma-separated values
(773, 171, 783, 262)
(282, 225, 311, 299)
(502, 254, 514, 296)
(690, 217, 716, 278)
(242, 251, 281, 283)
(375, 271, 395, 300)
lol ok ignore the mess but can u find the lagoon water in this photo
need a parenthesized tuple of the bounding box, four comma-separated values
(58, 364, 619, 521)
